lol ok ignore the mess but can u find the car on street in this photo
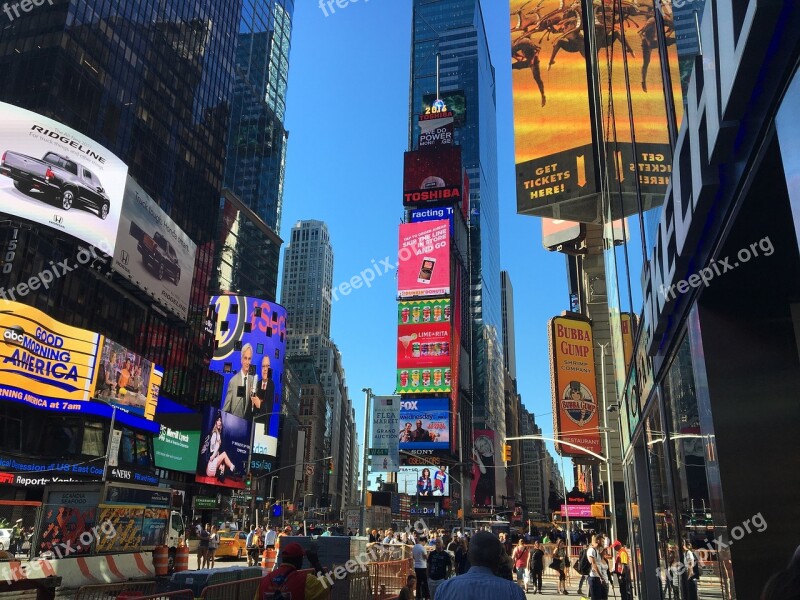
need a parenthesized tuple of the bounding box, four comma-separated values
(0, 529, 12, 551)
(215, 530, 248, 560)
(0, 150, 111, 218)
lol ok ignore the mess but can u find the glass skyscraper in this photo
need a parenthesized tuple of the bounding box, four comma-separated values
(409, 0, 504, 436)
(223, 0, 294, 300)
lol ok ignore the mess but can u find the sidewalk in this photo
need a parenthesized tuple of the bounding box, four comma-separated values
(522, 588, 590, 599)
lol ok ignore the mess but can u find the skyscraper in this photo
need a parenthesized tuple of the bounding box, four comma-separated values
(224, 0, 294, 300)
(280, 219, 352, 513)
(500, 271, 517, 381)
(409, 0, 504, 443)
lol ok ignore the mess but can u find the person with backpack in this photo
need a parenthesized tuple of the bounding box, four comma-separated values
(511, 539, 529, 589)
(587, 534, 610, 600)
(575, 542, 592, 596)
(254, 542, 329, 600)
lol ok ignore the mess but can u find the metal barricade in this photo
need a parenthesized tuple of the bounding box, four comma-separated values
(124, 591, 195, 600)
(74, 581, 157, 600)
(199, 575, 264, 600)
(367, 559, 412, 600)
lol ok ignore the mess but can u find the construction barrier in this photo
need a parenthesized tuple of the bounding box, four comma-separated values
(75, 581, 157, 600)
(198, 574, 267, 600)
(153, 546, 169, 576)
(122, 591, 195, 600)
(261, 548, 277, 571)
(4, 552, 157, 588)
(367, 559, 412, 600)
(174, 546, 190, 572)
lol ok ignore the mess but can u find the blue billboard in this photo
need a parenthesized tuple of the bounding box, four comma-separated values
(410, 206, 454, 235)
(399, 398, 450, 451)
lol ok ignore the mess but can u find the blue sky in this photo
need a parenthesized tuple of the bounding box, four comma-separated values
(278, 1, 573, 483)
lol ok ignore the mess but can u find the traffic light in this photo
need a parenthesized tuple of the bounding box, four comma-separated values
(245, 472, 252, 487)
(328, 460, 334, 475)
(503, 444, 512, 463)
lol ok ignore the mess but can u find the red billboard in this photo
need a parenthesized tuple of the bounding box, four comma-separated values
(397, 322, 451, 369)
(403, 147, 462, 206)
(397, 220, 450, 298)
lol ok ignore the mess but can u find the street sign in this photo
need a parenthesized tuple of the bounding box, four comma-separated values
(370, 448, 389, 455)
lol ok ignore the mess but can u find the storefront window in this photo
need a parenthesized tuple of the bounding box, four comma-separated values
(645, 404, 683, 599)
(663, 335, 733, 599)
(626, 460, 644, 598)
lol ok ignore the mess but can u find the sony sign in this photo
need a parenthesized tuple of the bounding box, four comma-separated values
(642, 0, 783, 355)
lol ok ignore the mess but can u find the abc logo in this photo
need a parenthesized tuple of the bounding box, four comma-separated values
(3, 326, 25, 343)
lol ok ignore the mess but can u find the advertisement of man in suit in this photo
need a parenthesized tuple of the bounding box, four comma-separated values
(222, 343, 256, 418)
(252, 355, 275, 419)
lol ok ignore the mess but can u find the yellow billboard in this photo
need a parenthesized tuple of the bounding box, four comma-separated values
(0, 300, 101, 406)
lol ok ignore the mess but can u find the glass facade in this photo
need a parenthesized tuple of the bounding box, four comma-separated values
(410, 0, 503, 434)
(0, 0, 237, 412)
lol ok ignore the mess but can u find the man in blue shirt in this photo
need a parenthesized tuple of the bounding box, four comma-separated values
(435, 531, 526, 600)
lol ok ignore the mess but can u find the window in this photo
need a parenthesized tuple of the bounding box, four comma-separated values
(81, 421, 106, 457)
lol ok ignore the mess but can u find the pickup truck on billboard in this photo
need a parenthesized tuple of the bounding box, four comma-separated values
(0, 150, 111, 219)
(129, 220, 181, 284)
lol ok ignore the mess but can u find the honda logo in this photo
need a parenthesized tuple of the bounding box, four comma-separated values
(53, 215, 63, 225)
(121, 250, 129, 266)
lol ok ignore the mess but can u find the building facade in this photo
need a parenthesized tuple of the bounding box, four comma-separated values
(409, 0, 504, 446)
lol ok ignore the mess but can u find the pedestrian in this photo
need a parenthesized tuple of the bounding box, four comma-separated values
(683, 540, 700, 600)
(434, 531, 525, 600)
(761, 544, 800, 600)
(197, 524, 210, 570)
(413, 535, 430, 599)
(207, 525, 219, 568)
(575, 541, 591, 596)
(587, 534, 610, 600)
(454, 538, 469, 575)
(254, 542, 328, 600)
(399, 574, 417, 600)
(11, 519, 22, 555)
(552, 538, 568, 595)
(427, 539, 452, 599)
(245, 525, 258, 567)
(527, 540, 545, 594)
(511, 539, 529, 590)
(612, 540, 632, 600)
(264, 524, 277, 550)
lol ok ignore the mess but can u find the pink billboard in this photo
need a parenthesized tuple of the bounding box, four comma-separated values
(561, 504, 593, 518)
(397, 220, 450, 298)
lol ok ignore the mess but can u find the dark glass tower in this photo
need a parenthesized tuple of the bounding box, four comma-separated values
(409, 0, 504, 436)
(221, 0, 294, 301)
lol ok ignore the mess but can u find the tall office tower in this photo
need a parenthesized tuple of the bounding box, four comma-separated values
(0, 0, 239, 499)
(520, 409, 546, 520)
(223, 0, 294, 301)
(500, 271, 517, 381)
(281, 220, 351, 513)
(409, 0, 505, 443)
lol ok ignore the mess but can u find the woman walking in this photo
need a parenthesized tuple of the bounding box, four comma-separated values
(553, 538, 569, 595)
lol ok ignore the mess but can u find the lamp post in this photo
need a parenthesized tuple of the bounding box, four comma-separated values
(599, 342, 617, 544)
(359, 388, 374, 537)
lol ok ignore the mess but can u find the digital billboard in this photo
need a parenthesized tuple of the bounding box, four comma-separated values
(398, 398, 450, 451)
(94, 338, 161, 420)
(399, 465, 449, 497)
(397, 221, 450, 299)
(112, 176, 197, 320)
(396, 366, 451, 395)
(403, 147, 462, 206)
(0, 300, 101, 404)
(549, 315, 601, 457)
(397, 321, 450, 370)
(422, 91, 466, 127)
(154, 425, 200, 474)
(195, 407, 250, 490)
(542, 219, 585, 252)
(410, 206, 454, 235)
(371, 396, 400, 472)
(472, 430, 498, 507)
(418, 115, 453, 148)
(0, 101, 127, 253)
(209, 296, 287, 457)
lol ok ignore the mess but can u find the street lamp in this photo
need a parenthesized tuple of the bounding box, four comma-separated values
(359, 388, 374, 537)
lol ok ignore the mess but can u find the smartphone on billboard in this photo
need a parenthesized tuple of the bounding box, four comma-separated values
(418, 257, 436, 284)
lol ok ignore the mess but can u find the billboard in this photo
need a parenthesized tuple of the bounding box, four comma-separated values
(398, 398, 450, 451)
(0, 300, 101, 404)
(0, 101, 127, 253)
(396, 366, 451, 394)
(549, 315, 601, 457)
(253, 421, 278, 457)
(403, 147, 462, 206)
(620, 312, 635, 373)
(154, 425, 200, 474)
(195, 407, 250, 490)
(397, 323, 450, 368)
(542, 219, 585, 251)
(94, 338, 161, 420)
(209, 296, 287, 456)
(410, 206, 455, 235)
(418, 113, 454, 148)
(112, 176, 197, 320)
(422, 91, 466, 126)
(471, 430, 498, 507)
(36, 489, 100, 557)
(398, 465, 449, 497)
(371, 396, 400, 472)
(397, 221, 450, 299)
